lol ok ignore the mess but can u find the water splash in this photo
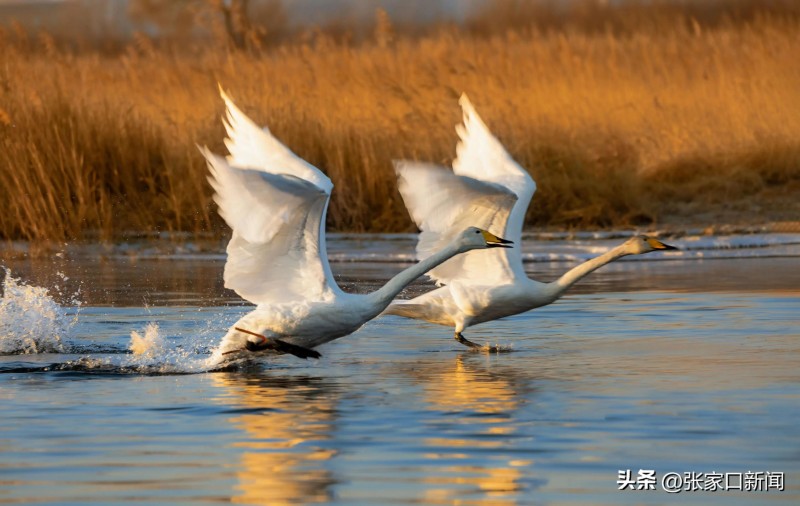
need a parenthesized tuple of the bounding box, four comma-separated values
(0, 268, 78, 354)
(0, 268, 265, 373)
(130, 322, 165, 358)
(125, 323, 215, 374)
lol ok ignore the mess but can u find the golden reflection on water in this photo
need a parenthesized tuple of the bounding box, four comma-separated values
(406, 355, 536, 505)
(211, 355, 541, 505)
(211, 374, 338, 506)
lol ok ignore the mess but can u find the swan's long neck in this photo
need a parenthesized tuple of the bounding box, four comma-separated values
(547, 244, 631, 299)
(368, 241, 465, 309)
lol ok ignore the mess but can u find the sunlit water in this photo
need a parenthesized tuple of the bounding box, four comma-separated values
(1, 233, 799, 505)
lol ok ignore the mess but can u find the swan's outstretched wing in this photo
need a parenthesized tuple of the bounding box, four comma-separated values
(397, 94, 536, 286)
(453, 94, 536, 257)
(219, 87, 334, 193)
(203, 149, 337, 305)
(395, 161, 518, 285)
(454, 94, 535, 202)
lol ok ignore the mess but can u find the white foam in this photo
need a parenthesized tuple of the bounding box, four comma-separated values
(0, 269, 78, 354)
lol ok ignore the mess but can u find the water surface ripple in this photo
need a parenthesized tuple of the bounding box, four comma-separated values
(1, 234, 798, 504)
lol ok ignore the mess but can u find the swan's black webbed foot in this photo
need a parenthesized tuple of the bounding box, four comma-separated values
(236, 327, 321, 359)
(245, 337, 321, 359)
(454, 332, 505, 354)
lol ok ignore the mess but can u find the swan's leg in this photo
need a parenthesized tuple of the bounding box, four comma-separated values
(454, 332, 483, 349)
(454, 332, 502, 353)
(235, 327, 321, 359)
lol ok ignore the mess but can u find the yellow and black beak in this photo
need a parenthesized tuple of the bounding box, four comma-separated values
(646, 237, 679, 251)
(481, 230, 514, 248)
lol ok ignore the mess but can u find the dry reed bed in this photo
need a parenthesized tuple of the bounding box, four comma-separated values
(1, 16, 799, 241)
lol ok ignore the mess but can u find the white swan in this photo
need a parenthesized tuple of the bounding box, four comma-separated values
(385, 94, 677, 351)
(203, 90, 513, 364)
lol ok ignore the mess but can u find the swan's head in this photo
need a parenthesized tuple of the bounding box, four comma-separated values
(624, 235, 678, 255)
(458, 227, 514, 250)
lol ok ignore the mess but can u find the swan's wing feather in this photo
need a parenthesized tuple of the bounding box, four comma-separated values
(450, 94, 536, 280)
(453, 94, 536, 205)
(203, 150, 335, 305)
(395, 161, 518, 285)
(219, 87, 334, 193)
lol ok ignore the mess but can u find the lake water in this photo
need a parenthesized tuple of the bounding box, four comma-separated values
(1, 232, 799, 505)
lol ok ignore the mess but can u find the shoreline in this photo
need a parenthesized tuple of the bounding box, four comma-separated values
(2, 224, 799, 264)
(3, 219, 800, 246)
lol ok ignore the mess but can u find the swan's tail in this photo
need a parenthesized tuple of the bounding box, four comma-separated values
(382, 302, 425, 319)
(382, 299, 456, 328)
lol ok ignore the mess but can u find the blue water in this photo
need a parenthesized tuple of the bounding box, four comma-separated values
(1, 234, 799, 505)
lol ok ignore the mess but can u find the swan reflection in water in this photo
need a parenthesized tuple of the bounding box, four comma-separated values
(401, 354, 539, 505)
(211, 373, 339, 505)
(211, 353, 541, 505)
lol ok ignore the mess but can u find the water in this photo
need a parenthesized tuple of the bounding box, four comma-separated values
(1, 232, 799, 505)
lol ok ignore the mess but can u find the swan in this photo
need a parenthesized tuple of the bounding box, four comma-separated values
(385, 94, 677, 351)
(203, 90, 513, 364)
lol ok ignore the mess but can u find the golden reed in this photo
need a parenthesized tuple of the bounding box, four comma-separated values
(1, 7, 798, 241)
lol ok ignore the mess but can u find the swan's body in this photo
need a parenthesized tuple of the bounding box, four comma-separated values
(204, 90, 512, 364)
(386, 95, 676, 349)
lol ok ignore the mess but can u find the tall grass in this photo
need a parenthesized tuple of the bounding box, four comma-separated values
(1, 8, 799, 241)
